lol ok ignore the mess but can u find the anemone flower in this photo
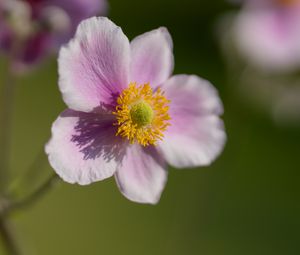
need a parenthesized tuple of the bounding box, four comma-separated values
(46, 17, 226, 204)
(232, 0, 300, 72)
(0, 0, 107, 70)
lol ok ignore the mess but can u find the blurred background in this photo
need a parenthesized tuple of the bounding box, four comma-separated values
(0, 0, 300, 254)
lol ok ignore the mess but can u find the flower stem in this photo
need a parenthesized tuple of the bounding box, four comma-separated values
(0, 174, 59, 254)
(8, 173, 59, 214)
(0, 62, 16, 193)
(8, 149, 49, 199)
(0, 216, 21, 255)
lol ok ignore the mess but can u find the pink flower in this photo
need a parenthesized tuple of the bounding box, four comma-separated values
(0, 0, 107, 70)
(45, 17, 226, 204)
(232, 0, 300, 72)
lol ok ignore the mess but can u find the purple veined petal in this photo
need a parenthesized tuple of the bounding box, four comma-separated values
(130, 27, 174, 89)
(233, 8, 300, 72)
(158, 75, 226, 168)
(58, 17, 130, 112)
(115, 144, 168, 204)
(45, 109, 126, 185)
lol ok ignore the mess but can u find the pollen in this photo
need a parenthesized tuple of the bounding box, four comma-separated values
(113, 82, 171, 146)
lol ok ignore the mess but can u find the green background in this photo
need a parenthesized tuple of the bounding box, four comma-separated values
(1, 0, 300, 254)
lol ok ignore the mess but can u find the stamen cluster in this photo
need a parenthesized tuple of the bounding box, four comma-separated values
(113, 83, 171, 146)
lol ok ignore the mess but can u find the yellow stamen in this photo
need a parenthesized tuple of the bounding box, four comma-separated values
(113, 82, 171, 146)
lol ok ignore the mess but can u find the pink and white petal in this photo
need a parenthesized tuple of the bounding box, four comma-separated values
(159, 116, 225, 168)
(158, 75, 226, 168)
(115, 144, 167, 204)
(130, 27, 174, 89)
(59, 17, 130, 112)
(233, 9, 300, 72)
(45, 109, 125, 185)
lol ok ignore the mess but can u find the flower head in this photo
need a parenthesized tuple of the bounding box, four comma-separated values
(232, 0, 300, 72)
(46, 17, 226, 204)
(0, 0, 107, 71)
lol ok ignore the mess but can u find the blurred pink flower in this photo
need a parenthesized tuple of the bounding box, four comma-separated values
(232, 0, 300, 72)
(0, 0, 107, 70)
(45, 17, 226, 204)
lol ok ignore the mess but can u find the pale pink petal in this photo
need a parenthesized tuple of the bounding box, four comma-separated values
(130, 27, 173, 89)
(233, 9, 300, 72)
(158, 75, 226, 168)
(58, 17, 130, 112)
(115, 144, 167, 204)
(45, 109, 126, 185)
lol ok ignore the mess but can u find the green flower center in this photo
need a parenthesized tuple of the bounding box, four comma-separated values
(130, 101, 154, 127)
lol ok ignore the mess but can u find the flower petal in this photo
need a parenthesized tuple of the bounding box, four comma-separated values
(45, 109, 126, 185)
(233, 9, 300, 72)
(115, 144, 167, 204)
(130, 27, 173, 89)
(58, 17, 130, 112)
(158, 75, 226, 168)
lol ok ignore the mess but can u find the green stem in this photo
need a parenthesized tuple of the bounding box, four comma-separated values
(8, 149, 49, 199)
(0, 174, 59, 255)
(0, 216, 21, 255)
(0, 62, 16, 193)
(8, 173, 59, 214)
